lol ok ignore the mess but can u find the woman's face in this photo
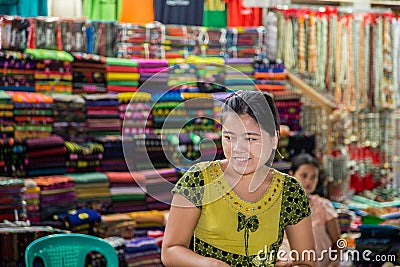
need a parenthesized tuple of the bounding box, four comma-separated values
(293, 164, 319, 194)
(221, 113, 276, 176)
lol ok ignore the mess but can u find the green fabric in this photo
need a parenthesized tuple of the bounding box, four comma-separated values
(67, 172, 109, 183)
(83, 0, 122, 21)
(107, 81, 139, 86)
(111, 195, 146, 201)
(106, 57, 138, 67)
(203, 10, 227, 28)
(25, 49, 74, 61)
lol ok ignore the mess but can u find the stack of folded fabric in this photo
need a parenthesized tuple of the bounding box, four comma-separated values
(25, 135, 66, 177)
(0, 226, 67, 266)
(273, 91, 302, 131)
(105, 172, 147, 213)
(86, 236, 128, 266)
(224, 58, 255, 91)
(52, 94, 87, 143)
(161, 25, 191, 60)
(137, 60, 169, 92)
(25, 49, 74, 94)
(85, 94, 121, 139)
(7, 91, 54, 139)
(95, 214, 136, 239)
(115, 23, 158, 59)
(65, 141, 104, 173)
(71, 53, 107, 94)
(94, 136, 127, 172)
(104, 237, 128, 266)
(0, 138, 26, 177)
(88, 21, 117, 57)
(0, 178, 26, 222)
(126, 210, 166, 238)
(141, 168, 178, 210)
(24, 179, 41, 223)
(187, 56, 225, 88)
(106, 57, 139, 93)
(0, 90, 14, 138)
(0, 50, 35, 92)
(67, 172, 111, 214)
(124, 237, 163, 267)
(132, 134, 170, 171)
(181, 92, 214, 129)
(226, 27, 265, 58)
(167, 62, 198, 91)
(254, 60, 286, 91)
(151, 91, 184, 130)
(195, 28, 227, 57)
(33, 175, 77, 222)
(119, 92, 153, 137)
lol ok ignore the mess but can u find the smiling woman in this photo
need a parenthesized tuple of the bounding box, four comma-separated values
(161, 90, 316, 267)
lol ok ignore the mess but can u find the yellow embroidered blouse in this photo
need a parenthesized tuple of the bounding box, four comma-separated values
(172, 160, 311, 266)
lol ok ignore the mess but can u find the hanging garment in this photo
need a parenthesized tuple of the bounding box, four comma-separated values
(48, 0, 82, 18)
(154, 0, 204, 26)
(119, 0, 154, 24)
(203, 0, 227, 28)
(224, 0, 262, 27)
(83, 0, 121, 21)
(0, 0, 47, 17)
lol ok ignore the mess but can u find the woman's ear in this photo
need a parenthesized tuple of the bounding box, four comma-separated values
(288, 170, 293, 176)
(272, 134, 278, 150)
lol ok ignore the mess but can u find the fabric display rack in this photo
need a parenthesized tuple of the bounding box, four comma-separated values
(1, 2, 399, 266)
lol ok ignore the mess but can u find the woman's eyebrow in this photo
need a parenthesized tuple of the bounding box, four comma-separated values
(222, 131, 261, 136)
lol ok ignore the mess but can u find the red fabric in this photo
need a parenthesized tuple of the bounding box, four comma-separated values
(224, 0, 262, 26)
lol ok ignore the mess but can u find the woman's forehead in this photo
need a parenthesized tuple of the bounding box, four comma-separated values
(222, 113, 263, 133)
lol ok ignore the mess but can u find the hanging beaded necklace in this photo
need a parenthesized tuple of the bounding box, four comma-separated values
(326, 13, 337, 92)
(297, 14, 306, 73)
(316, 15, 328, 92)
(381, 15, 395, 109)
(308, 12, 317, 74)
(284, 16, 296, 70)
(357, 16, 369, 111)
(343, 15, 357, 112)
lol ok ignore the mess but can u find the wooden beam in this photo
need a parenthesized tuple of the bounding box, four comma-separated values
(286, 71, 336, 110)
(286, 71, 336, 155)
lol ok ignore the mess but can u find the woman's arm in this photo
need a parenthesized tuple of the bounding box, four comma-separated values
(326, 218, 342, 267)
(161, 193, 230, 267)
(285, 216, 316, 267)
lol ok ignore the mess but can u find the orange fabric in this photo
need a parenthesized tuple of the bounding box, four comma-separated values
(119, 0, 154, 24)
(224, 0, 261, 26)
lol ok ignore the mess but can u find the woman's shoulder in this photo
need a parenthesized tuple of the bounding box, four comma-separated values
(274, 169, 301, 187)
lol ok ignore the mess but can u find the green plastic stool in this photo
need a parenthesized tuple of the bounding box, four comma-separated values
(25, 233, 119, 267)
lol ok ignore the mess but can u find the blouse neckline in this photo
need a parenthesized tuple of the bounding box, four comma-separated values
(211, 160, 284, 216)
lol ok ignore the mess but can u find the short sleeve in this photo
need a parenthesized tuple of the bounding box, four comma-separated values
(321, 197, 338, 221)
(282, 175, 311, 226)
(172, 164, 205, 208)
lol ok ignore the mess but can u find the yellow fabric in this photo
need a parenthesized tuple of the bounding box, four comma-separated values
(205, 0, 226, 11)
(194, 161, 283, 256)
(106, 72, 140, 81)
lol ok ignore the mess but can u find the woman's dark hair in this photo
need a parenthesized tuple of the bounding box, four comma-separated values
(221, 90, 280, 137)
(290, 153, 319, 174)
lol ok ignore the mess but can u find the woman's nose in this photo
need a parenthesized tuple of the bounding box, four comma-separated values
(233, 140, 248, 151)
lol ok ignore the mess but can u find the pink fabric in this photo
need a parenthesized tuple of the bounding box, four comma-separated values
(309, 195, 338, 267)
